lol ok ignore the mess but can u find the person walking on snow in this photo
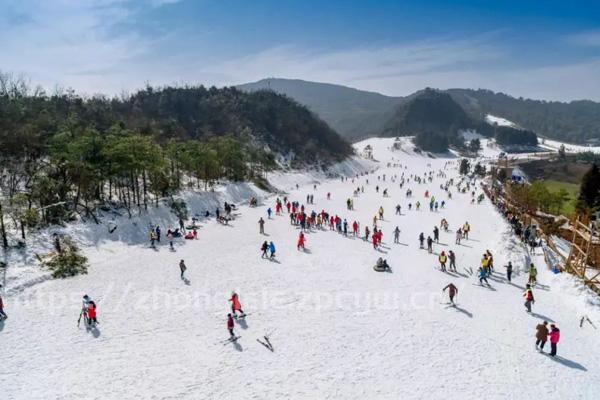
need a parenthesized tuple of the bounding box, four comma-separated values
(438, 251, 447, 272)
(478, 267, 489, 286)
(523, 284, 535, 313)
(227, 313, 236, 338)
(433, 226, 439, 243)
(462, 222, 470, 239)
(448, 250, 457, 272)
(258, 217, 265, 235)
(394, 226, 401, 244)
(528, 263, 538, 285)
(297, 232, 306, 250)
(0, 290, 7, 320)
(86, 300, 98, 326)
(548, 324, 560, 357)
(455, 228, 462, 245)
(443, 283, 458, 304)
(535, 321, 549, 351)
(427, 236, 433, 253)
(269, 241, 276, 259)
(229, 292, 245, 317)
(504, 261, 513, 282)
(179, 259, 187, 280)
(261, 241, 269, 258)
(395, 204, 401, 215)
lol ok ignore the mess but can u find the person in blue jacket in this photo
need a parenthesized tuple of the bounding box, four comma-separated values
(267, 208, 272, 219)
(268, 241, 276, 259)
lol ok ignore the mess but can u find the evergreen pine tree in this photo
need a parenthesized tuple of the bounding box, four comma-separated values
(577, 164, 600, 212)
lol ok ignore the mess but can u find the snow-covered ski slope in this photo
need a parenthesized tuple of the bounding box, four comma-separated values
(2, 138, 599, 400)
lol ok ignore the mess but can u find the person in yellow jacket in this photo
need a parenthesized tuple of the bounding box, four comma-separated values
(486, 250, 494, 272)
(481, 253, 490, 277)
(378, 206, 384, 220)
(439, 251, 448, 272)
(463, 222, 471, 239)
(149, 230, 157, 248)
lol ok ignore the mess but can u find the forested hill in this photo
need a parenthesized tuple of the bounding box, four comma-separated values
(238, 78, 402, 142)
(446, 89, 600, 144)
(0, 84, 352, 165)
(0, 81, 353, 226)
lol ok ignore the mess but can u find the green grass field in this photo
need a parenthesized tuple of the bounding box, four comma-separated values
(543, 179, 579, 217)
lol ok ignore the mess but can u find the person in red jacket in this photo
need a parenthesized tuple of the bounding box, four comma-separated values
(229, 292, 245, 317)
(227, 313, 235, 338)
(352, 221, 359, 236)
(86, 301, 98, 325)
(442, 283, 458, 304)
(297, 232, 306, 250)
(548, 324, 560, 357)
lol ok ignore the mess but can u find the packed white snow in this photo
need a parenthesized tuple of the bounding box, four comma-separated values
(1, 138, 598, 400)
(485, 114, 517, 128)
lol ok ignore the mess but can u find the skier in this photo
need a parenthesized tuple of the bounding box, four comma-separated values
(227, 313, 236, 338)
(261, 241, 269, 258)
(229, 292, 245, 317)
(297, 232, 306, 250)
(394, 226, 401, 244)
(455, 228, 462, 245)
(478, 267, 489, 286)
(528, 263, 538, 285)
(269, 241, 276, 259)
(427, 236, 433, 253)
(548, 324, 560, 357)
(365, 226, 371, 242)
(419, 232, 425, 249)
(448, 250, 457, 272)
(442, 283, 458, 304)
(523, 284, 535, 313)
(167, 230, 174, 250)
(433, 226, 439, 243)
(535, 321, 549, 351)
(155, 226, 161, 242)
(258, 217, 265, 234)
(395, 204, 401, 215)
(267, 207, 272, 219)
(504, 261, 513, 282)
(0, 291, 7, 320)
(438, 251, 447, 271)
(179, 259, 187, 280)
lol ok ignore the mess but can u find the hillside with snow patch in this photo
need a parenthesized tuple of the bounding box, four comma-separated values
(1, 138, 598, 400)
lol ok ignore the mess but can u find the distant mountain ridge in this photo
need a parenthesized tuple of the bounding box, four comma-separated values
(237, 78, 402, 141)
(238, 78, 600, 145)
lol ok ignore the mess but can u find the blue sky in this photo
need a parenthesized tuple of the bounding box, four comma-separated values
(2, 0, 600, 100)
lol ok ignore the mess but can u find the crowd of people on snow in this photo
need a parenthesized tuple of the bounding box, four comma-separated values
(9, 154, 568, 361)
